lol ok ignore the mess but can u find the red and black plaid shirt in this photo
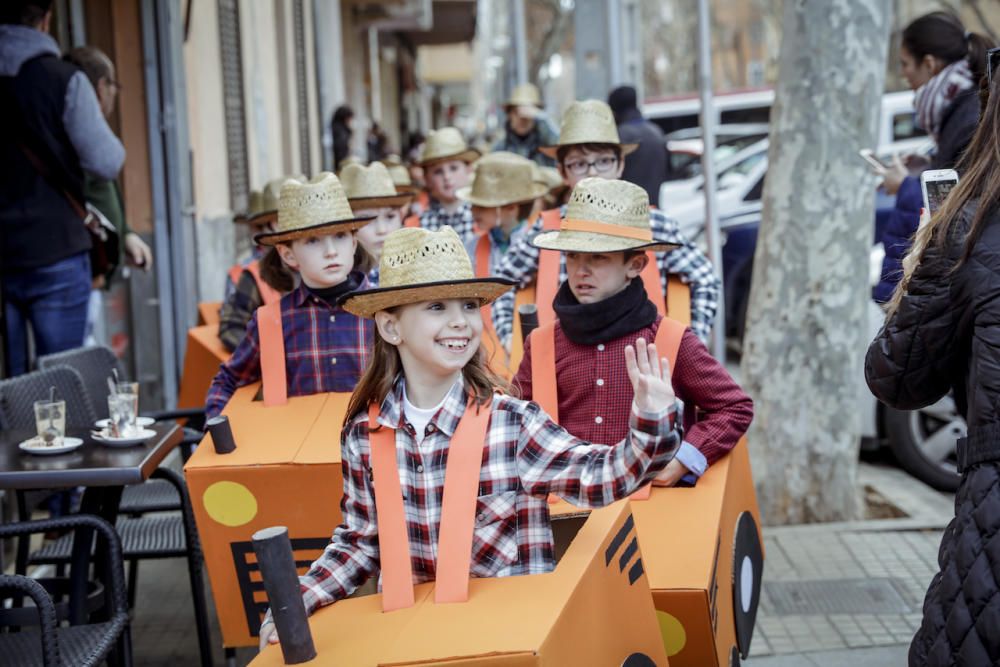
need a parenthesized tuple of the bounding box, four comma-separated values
(294, 376, 680, 616)
(513, 317, 752, 469)
(205, 281, 373, 418)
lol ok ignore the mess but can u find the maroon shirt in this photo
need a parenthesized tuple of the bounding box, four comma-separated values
(513, 316, 753, 466)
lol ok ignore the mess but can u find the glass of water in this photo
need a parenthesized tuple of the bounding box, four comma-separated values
(34, 400, 66, 445)
(108, 392, 137, 437)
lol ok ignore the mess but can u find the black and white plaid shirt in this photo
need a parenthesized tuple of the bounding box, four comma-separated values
(490, 206, 721, 346)
(419, 199, 476, 245)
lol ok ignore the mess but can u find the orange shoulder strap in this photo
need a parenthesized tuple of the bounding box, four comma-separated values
(534, 209, 562, 326)
(665, 275, 692, 326)
(404, 214, 420, 229)
(368, 402, 491, 611)
(529, 321, 559, 424)
(474, 234, 490, 279)
(245, 260, 282, 306)
(257, 300, 288, 406)
(640, 254, 666, 317)
(227, 264, 243, 287)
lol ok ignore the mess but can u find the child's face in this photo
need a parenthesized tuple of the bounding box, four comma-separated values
(564, 251, 646, 304)
(377, 298, 484, 379)
(356, 207, 403, 262)
(277, 230, 357, 289)
(472, 204, 519, 234)
(426, 160, 472, 203)
(558, 147, 624, 189)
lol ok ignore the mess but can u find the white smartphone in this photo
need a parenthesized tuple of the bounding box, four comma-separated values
(858, 148, 887, 171)
(920, 169, 959, 216)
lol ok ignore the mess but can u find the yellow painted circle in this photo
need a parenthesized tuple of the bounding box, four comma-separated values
(203, 481, 258, 527)
(656, 610, 687, 657)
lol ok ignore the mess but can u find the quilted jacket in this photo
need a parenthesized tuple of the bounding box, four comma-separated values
(866, 204, 1000, 666)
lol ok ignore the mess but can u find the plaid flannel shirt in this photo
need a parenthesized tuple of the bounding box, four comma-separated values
(490, 207, 721, 346)
(293, 376, 680, 617)
(513, 318, 753, 476)
(418, 199, 477, 244)
(218, 268, 264, 352)
(205, 280, 374, 418)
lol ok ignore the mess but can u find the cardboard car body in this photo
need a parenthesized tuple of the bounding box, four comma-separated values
(177, 321, 230, 409)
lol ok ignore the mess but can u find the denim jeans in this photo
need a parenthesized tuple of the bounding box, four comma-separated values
(3, 251, 91, 376)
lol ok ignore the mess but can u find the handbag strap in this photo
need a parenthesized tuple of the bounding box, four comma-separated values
(15, 140, 87, 220)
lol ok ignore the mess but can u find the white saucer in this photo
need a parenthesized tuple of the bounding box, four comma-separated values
(19, 436, 84, 456)
(95, 417, 155, 429)
(91, 428, 157, 447)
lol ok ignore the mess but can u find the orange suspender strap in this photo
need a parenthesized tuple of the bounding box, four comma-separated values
(531, 317, 686, 502)
(665, 275, 692, 326)
(404, 214, 420, 228)
(474, 234, 491, 279)
(475, 235, 511, 377)
(640, 254, 666, 316)
(227, 264, 243, 287)
(256, 301, 288, 406)
(367, 402, 492, 611)
(245, 260, 282, 306)
(534, 209, 562, 326)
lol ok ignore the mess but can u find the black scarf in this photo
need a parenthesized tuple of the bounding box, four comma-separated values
(310, 271, 364, 309)
(552, 278, 658, 345)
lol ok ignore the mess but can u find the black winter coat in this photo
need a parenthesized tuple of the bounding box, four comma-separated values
(865, 205, 1000, 666)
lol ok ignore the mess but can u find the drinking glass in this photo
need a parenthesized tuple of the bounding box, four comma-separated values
(108, 393, 137, 437)
(34, 400, 66, 445)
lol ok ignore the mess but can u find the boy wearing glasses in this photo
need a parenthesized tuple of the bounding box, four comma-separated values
(490, 99, 721, 349)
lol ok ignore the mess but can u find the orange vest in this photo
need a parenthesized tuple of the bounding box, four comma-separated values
(227, 259, 282, 306)
(367, 401, 491, 611)
(529, 317, 686, 502)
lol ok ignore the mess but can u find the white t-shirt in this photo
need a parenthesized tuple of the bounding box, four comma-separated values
(402, 383, 452, 450)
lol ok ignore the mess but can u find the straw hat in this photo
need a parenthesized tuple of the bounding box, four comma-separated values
(381, 154, 404, 168)
(236, 177, 285, 225)
(341, 162, 414, 211)
(254, 172, 375, 245)
(532, 164, 564, 192)
(456, 152, 548, 208)
(341, 226, 515, 318)
(418, 127, 480, 167)
(505, 83, 543, 108)
(531, 178, 679, 253)
(385, 163, 415, 193)
(539, 100, 638, 158)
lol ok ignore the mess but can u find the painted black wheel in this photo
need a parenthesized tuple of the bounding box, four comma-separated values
(621, 653, 657, 667)
(732, 511, 763, 658)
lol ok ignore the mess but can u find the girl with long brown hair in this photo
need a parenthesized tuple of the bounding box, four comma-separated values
(259, 224, 683, 649)
(866, 56, 1000, 667)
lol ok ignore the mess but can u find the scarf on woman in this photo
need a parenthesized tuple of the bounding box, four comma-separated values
(915, 59, 974, 143)
(552, 277, 658, 346)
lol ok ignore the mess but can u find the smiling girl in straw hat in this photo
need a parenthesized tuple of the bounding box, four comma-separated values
(406, 127, 480, 243)
(258, 224, 682, 649)
(205, 173, 376, 419)
(342, 162, 414, 286)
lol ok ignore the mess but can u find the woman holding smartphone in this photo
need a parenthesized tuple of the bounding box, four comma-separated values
(866, 63, 1000, 667)
(872, 12, 993, 304)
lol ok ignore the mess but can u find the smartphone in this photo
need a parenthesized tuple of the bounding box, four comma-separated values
(858, 149, 886, 171)
(920, 169, 959, 216)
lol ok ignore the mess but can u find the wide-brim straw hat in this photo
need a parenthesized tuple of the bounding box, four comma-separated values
(341, 162, 414, 211)
(384, 162, 416, 193)
(341, 226, 515, 318)
(532, 164, 564, 192)
(237, 176, 293, 225)
(539, 100, 638, 159)
(455, 152, 549, 207)
(254, 172, 375, 245)
(532, 177, 680, 253)
(505, 83, 543, 108)
(419, 127, 480, 167)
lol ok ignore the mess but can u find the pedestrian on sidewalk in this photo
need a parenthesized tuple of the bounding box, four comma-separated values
(866, 65, 1000, 667)
(492, 83, 559, 168)
(607, 85, 668, 207)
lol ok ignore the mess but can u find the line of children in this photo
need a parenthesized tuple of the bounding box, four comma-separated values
(489, 99, 722, 348)
(259, 223, 683, 648)
(341, 162, 412, 287)
(408, 127, 479, 243)
(205, 172, 375, 419)
(514, 177, 753, 486)
(218, 177, 294, 352)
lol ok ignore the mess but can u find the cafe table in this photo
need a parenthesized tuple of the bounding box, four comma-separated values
(0, 422, 182, 623)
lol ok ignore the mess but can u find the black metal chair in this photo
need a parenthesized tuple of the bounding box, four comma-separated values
(0, 514, 132, 667)
(0, 367, 215, 667)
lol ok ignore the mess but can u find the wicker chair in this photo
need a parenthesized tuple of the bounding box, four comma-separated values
(0, 514, 132, 667)
(0, 367, 214, 667)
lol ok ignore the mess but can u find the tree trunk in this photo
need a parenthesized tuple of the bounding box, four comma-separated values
(740, 0, 891, 524)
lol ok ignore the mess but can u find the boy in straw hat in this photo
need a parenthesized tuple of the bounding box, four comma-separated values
(258, 225, 682, 648)
(205, 173, 376, 419)
(219, 176, 295, 351)
(490, 99, 721, 350)
(514, 178, 752, 487)
(341, 162, 414, 286)
(456, 151, 547, 275)
(492, 83, 559, 167)
(408, 127, 480, 243)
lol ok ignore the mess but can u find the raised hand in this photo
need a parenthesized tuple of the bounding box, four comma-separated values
(624, 337, 676, 413)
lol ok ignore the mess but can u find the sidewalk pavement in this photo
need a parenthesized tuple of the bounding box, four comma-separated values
(123, 455, 952, 666)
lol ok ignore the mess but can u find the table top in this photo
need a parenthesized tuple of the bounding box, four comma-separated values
(0, 422, 182, 489)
